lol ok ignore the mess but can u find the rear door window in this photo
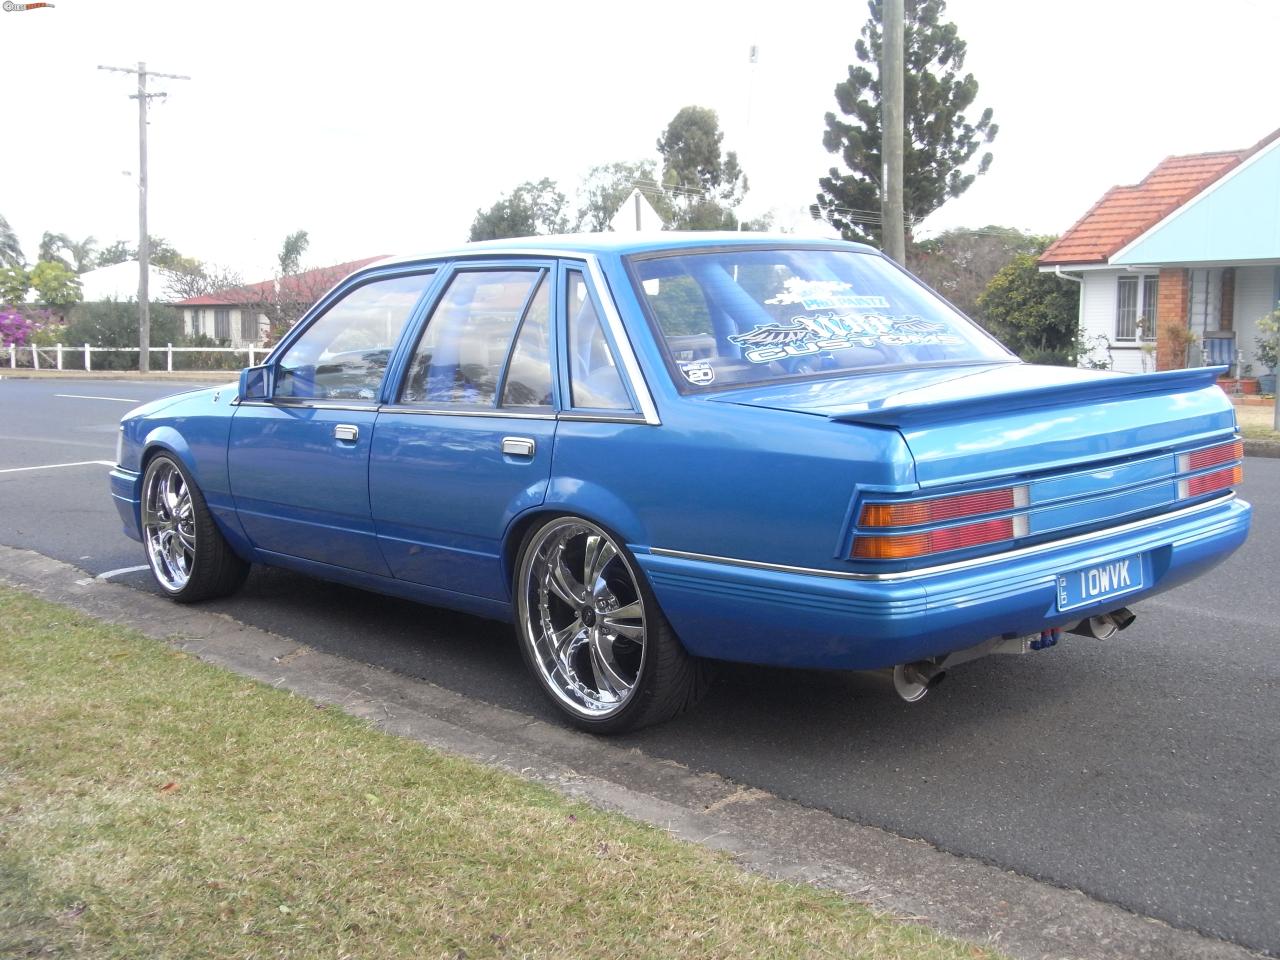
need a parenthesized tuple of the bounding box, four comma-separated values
(401, 269, 544, 408)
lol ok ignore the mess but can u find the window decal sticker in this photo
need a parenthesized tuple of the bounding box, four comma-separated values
(678, 359, 716, 386)
(728, 313, 962, 364)
(765, 278, 890, 312)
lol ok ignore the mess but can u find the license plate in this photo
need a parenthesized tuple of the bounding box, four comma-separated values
(1056, 554, 1144, 612)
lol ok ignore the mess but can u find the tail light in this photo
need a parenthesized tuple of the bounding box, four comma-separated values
(1177, 440, 1243, 499)
(854, 485, 1029, 560)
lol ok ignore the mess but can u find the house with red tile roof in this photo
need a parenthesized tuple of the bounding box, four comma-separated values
(1039, 128, 1280, 378)
(175, 257, 385, 347)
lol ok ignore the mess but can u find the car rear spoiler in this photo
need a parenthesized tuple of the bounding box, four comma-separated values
(825, 367, 1228, 428)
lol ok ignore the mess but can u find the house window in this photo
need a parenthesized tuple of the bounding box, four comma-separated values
(214, 308, 231, 341)
(239, 310, 258, 342)
(1116, 275, 1158, 342)
(190, 309, 202, 336)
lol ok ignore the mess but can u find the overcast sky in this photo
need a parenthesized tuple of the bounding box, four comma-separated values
(6, 0, 1277, 280)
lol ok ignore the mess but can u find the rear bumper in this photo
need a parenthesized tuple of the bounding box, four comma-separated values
(635, 495, 1251, 670)
(110, 466, 143, 543)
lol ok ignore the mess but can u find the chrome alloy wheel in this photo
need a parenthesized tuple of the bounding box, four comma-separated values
(142, 458, 196, 592)
(518, 518, 647, 719)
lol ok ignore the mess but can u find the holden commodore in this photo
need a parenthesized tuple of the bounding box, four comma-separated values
(109, 234, 1251, 732)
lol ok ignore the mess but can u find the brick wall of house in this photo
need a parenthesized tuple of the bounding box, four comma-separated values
(1156, 268, 1190, 370)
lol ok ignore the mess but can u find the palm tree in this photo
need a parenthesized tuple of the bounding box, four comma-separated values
(64, 236, 98, 274)
(38, 231, 72, 268)
(0, 215, 23, 268)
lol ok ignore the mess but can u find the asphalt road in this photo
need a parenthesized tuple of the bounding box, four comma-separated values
(2, 376, 1277, 955)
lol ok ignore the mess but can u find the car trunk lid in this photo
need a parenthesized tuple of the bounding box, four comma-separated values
(705, 363, 1236, 487)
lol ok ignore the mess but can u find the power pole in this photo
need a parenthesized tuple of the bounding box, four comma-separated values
(98, 62, 189, 373)
(881, 0, 906, 264)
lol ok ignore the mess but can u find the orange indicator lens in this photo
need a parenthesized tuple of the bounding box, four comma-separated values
(852, 517, 1015, 560)
(1185, 464, 1242, 497)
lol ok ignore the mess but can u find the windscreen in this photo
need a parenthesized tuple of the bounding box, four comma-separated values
(629, 248, 1013, 391)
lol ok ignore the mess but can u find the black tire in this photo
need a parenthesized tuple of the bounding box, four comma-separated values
(513, 514, 709, 734)
(140, 453, 249, 603)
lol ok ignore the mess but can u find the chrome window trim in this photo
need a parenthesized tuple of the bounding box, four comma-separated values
(584, 254, 661, 426)
(558, 412, 649, 424)
(237, 399, 380, 413)
(379, 405, 556, 421)
(236, 399, 646, 424)
(649, 494, 1237, 583)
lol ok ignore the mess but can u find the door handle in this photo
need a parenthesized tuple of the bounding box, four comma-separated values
(334, 424, 359, 442)
(501, 436, 536, 457)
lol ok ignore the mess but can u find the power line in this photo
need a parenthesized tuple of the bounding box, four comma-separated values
(97, 62, 190, 374)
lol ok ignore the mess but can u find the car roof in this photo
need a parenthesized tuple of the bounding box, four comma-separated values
(379, 232, 880, 267)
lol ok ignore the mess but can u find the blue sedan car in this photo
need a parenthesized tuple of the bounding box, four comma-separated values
(110, 234, 1251, 731)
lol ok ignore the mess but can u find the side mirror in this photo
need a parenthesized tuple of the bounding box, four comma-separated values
(239, 364, 272, 401)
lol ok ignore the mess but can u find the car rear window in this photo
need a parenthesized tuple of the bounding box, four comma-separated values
(628, 247, 1012, 391)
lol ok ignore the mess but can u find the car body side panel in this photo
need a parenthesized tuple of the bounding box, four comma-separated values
(227, 404, 389, 575)
(370, 413, 557, 601)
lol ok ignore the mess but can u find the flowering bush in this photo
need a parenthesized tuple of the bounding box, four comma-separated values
(0, 305, 40, 347)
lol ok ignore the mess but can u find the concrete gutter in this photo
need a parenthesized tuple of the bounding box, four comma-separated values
(0, 544, 1262, 960)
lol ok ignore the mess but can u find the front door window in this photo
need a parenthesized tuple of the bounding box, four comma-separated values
(275, 273, 433, 401)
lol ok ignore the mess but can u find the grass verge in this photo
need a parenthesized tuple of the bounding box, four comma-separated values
(0, 586, 998, 960)
(1237, 402, 1279, 441)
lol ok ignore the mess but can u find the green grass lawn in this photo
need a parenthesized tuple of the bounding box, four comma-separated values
(0, 586, 998, 960)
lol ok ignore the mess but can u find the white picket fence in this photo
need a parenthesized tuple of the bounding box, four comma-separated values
(6, 343, 263, 373)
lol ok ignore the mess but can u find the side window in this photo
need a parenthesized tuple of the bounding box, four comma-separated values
(402, 270, 540, 407)
(275, 273, 432, 401)
(566, 270, 631, 410)
(499, 277, 553, 408)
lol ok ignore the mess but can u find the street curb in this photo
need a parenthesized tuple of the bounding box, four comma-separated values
(1244, 439, 1280, 459)
(0, 544, 1263, 960)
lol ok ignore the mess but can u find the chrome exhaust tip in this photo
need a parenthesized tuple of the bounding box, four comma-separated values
(1068, 606, 1137, 641)
(892, 661, 946, 703)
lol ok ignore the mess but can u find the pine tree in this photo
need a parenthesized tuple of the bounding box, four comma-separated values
(813, 0, 997, 246)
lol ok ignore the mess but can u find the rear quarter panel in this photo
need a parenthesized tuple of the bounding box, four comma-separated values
(549, 400, 916, 569)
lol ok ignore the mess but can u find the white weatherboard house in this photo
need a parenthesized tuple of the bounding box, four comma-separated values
(1039, 127, 1280, 376)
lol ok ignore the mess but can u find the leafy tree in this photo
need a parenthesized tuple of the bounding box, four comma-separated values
(908, 226, 1039, 319)
(469, 178, 570, 241)
(813, 0, 997, 246)
(656, 106, 748, 230)
(0, 215, 23, 268)
(0, 265, 30, 306)
(166, 263, 245, 302)
(95, 240, 132, 267)
(575, 161, 672, 232)
(92, 237, 193, 271)
(146, 237, 198, 272)
(975, 238, 1079, 365)
(29, 261, 83, 319)
(279, 230, 310, 275)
